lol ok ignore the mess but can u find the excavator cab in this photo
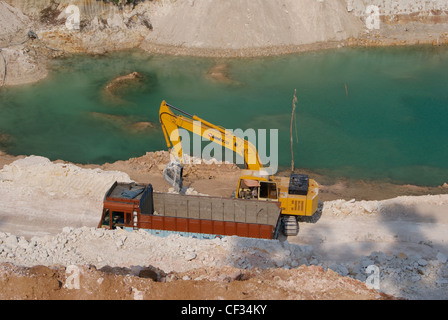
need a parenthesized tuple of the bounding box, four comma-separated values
(259, 180, 278, 200)
(236, 177, 278, 201)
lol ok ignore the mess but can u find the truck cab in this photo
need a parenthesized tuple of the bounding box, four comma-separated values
(98, 182, 154, 230)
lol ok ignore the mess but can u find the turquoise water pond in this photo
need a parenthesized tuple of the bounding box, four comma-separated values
(0, 46, 447, 186)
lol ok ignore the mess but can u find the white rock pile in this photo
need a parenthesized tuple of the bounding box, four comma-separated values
(167, 186, 208, 196)
(0, 227, 314, 273)
(326, 251, 448, 299)
(0, 156, 132, 201)
(0, 156, 134, 235)
(324, 199, 380, 215)
(324, 194, 448, 217)
(1, 226, 447, 299)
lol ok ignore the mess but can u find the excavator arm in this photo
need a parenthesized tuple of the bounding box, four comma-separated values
(159, 101, 263, 170)
(159, 101, 269, 191)
(159, 100, 263, 170)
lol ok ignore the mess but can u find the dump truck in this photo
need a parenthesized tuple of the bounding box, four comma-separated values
(159, 101, 320, 236)
(98, 181, 284, 240)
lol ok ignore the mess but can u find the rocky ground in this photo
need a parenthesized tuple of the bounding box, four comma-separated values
(0, 153, 447, 300)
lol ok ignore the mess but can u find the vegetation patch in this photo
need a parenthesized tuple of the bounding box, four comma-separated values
(39, 1, 62, 25)
(102, 0, 152, 9)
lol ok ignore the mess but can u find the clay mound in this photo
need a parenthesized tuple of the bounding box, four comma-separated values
(89, 111, 156, 134)
(205, 63, 238, 84)
(0, 262, 394, 300)
(104, 72, 144, 94)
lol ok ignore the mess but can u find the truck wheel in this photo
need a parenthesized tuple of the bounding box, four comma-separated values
(282, 215, 299, 237)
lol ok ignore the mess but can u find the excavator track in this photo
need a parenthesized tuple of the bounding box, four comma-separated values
(282, 215, 299, 236)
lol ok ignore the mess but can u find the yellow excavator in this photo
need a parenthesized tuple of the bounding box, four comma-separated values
(159, 100, 319, 236)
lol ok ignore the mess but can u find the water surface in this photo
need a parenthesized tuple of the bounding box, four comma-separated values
(0, 46, 447, 186)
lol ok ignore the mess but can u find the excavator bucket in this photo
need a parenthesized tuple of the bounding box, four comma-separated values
(163, 158, 183, 193)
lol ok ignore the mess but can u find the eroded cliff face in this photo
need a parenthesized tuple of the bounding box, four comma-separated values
(144, 0, 364, 50)
(4, 0, 448, 53)
(2, 0, 154, 52)
(348, 0, 448, 23)
(4, 0, 125, 18)
(1, 0, 448, 86)
(0, 1, 47, 86)
(0, 0, 154, 85)
(344, 0, 448, 48)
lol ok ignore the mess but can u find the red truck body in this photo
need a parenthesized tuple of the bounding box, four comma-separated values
(99, 182, 282, 240)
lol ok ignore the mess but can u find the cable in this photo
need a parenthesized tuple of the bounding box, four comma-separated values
(0, 29, 64, 52)
(0, 49, 6, 87)
(0, 37, 30, 49)
(29, 30, 64, 52)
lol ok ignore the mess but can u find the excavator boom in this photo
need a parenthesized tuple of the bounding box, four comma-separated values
(159, 100, 265, 171)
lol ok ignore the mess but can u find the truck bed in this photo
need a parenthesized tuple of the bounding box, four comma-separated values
(153, 192, 280, 227)
(135, 192, 282, 239)
(101, 182, 283, 239)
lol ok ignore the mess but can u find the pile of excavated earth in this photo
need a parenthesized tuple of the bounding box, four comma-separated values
(0, 155, 447, 300)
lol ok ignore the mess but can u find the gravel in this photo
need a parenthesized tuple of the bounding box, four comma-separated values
(0, 227, 314, 273)
(1, 225, 447, 299)
(326, 251, 448, 299)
